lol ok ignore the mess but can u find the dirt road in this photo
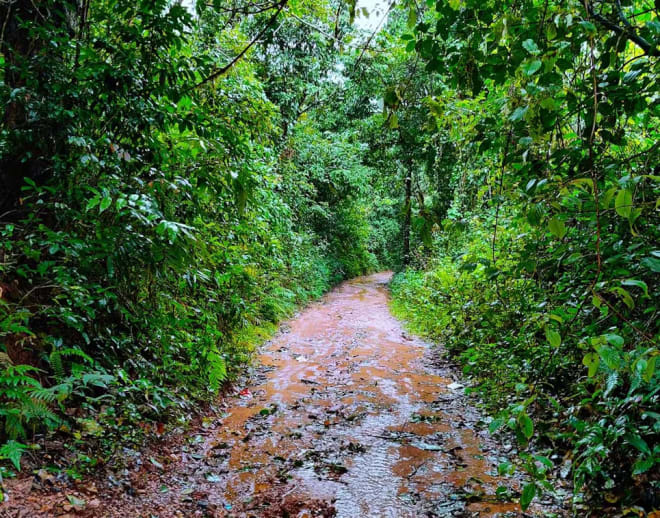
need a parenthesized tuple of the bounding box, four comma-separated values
(4, 273, 561, 517)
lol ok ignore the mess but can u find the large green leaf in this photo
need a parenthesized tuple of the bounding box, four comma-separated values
(521, 59, 542, 76)
(545, 327, 561, 348)
(583, 353, 600, 377)
(548, 217, 566, 239)
(615, 189, 633, 218)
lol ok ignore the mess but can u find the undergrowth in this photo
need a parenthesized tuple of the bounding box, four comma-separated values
(391, 213, 659, 511)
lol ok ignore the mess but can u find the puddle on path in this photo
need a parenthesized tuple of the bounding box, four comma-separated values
(2, 272, 563, 517)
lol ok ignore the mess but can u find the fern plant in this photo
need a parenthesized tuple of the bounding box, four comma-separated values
(0, 364, 66, 470)
(0, 343, 106, 470)
(48, 345, 93, 380)
(0, 364, 65, 437)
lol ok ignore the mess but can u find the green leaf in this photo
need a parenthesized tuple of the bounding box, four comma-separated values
(176, 96, 193, 110)
(643, 356, 656, 383)
(621, 279, 648, 297)
(579, 20, 597, 34)
(641, 256, 660, 272)
(533, 455, 553, 468)
(509, 106, 528, 121)
(625, 434, 651, 455)
(522, 39, 540, 55)
(548, 217, 566, 239)
(99, 195, 112, 213)
(540, 97, 556, 110)
(489, 418, 504, 434)
(0, 440, 27, 470)
(600, 186, 617, 208)
(521, 59, 542, 76)
(498, 460, 513, 475)
(583, 352, 600, 377)
(544, 327, 561, 348)
(67, 495, 86, 508)
(518, 412, 534, 440)
(632, 456, 654, 475)
(614, 188, 633, 218)
(596, 346, 621, 370)
(86, 195, 101, 211)
(570, 177, 594, 191)
(520, 483, 536, 510)
(610, 286, 634, 309)
(407, 7, 417, 29)
(604, 334, 624, 347)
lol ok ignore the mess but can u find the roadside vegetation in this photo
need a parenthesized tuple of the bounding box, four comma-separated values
(387, 0, 659, 512)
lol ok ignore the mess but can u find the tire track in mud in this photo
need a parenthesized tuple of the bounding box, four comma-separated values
(2, 272, 564, 517)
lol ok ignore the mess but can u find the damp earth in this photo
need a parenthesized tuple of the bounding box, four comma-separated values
(1, 273, 565, 517)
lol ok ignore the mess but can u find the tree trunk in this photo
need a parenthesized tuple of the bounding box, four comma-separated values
(402, 167, 412, 266)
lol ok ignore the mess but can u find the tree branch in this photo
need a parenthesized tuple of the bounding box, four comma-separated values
(585, 0, 659, 56)
(192, 0, 287, 90)
(205, 1, 282, 16)
(288, 11, 340, 43)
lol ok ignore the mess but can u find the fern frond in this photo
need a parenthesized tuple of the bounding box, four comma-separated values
(58, 348, 93, 364)
(21, 399, 62, 427)
(28, 384, 71, 403)
(48, 347, 93, 381)
(48, 351, 64, 379)
(604, 371, 619, 397)
(4, 412, 26, 440)
(207, 350, 226, 391)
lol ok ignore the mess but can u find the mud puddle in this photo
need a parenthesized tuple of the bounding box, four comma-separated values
(1, 273, 565, 517)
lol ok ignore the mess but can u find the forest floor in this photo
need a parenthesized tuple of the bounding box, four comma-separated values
(1, 272, 567, 517)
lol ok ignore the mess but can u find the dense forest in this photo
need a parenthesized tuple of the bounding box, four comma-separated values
(0, 0, 658, 515)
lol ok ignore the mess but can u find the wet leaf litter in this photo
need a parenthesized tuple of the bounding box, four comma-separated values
(1, 273, 566, 517)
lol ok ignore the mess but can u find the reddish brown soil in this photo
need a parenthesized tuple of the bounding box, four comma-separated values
(1, 273, 565, 517)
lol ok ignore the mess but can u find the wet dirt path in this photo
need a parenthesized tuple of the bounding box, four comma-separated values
(5, 272, 560, 517)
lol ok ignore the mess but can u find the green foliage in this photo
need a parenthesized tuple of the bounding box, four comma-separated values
(0, 440, 27, 471)
(0, 364, 63, 441)
(1, 0, 657, 514)
(0, 0, 381, 471)
(388, 0, 660, 511)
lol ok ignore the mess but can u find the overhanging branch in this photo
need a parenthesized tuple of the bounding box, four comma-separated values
(585, 0, 659, 56)
(192, 0, 287, 90)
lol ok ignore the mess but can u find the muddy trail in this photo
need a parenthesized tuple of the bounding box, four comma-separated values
(3, 273, 565, 517)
